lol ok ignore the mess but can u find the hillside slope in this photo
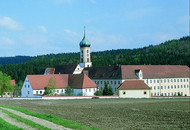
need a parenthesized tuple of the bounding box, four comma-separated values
(0, 36, 189, 82)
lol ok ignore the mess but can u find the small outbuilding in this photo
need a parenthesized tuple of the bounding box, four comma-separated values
(118, 80, 151, 98)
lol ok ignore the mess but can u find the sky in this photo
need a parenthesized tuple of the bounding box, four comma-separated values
(0, 0, 189, 57)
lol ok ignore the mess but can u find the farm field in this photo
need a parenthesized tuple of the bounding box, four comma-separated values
(0, 98, 189, 129)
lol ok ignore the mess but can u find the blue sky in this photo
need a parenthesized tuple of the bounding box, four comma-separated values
(0, 0, 189, 56)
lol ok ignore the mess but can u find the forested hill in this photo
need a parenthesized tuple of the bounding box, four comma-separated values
(0, 56, 32, 65)
(0, 36, 189, 82)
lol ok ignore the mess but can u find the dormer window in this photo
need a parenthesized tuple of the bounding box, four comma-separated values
(135, 69, 143, 79)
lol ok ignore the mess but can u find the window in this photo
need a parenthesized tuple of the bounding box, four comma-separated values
(157, 80, 159, 83)
(187, 79, 189, 82)
(174, 79, 176, 82)
(87, 58, 89, 62)
(164, 80, 166, 83)
(40, 91, 42, 94)
(181, 92, 183, 96)
(168, 86, 170, 89)
(114, 81, 117, 85)
(154, 86, 156, 90)
(164, 86, 166, 89)
(172, 92, 173, 96)
(157, 86, 159, 89)
(111, 81, 113, 84)
(154, 80, 156, 83)
(150, 86, 152, 90)
(107, 81, 109, 84)
(87, 50, 89, 53)
(168, 79, 169, 83)
(118, 81, 120, 84)
(171, 79, 173, 82)
(174, 85, 176, 89)
(187, 85, 189, 88)
(177, 79, 179, 82)
(36, 91, 38, 94)
(161, 86, 163, 89)
(181, 79, 182, 82)
(89, 89, 91, 92)
(184, 79, 185, 82)
(171, 85, 173, 89)
(115, 88, 117, 92)
(165, 93, 167, 96)
(157, 92, 159, 96)
(150, 80, 152, 83)
(57, 90, 59, 93)
(28, 91, 30, 94)
(101, 81, 102, 84)
(168, 93, 170, 96)
(178, 85, 179, 88)
(181, 85, 183, 88)
(61, 89, 63, 93)
(146, 80, 148, 84)
(28, 85, 30, 88)
(161, 80, 162, 83)
(25, 85, 26, 88)
(86, 89, 87, 92)
(81, 50, 83, 54)
(154, 92, 156, 96)
(144, 91, 147, 95)
(123, 91, 126, 95)
(184, 85, 186, 88)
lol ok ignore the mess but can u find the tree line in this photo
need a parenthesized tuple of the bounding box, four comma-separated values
(0, 36, 189, 84)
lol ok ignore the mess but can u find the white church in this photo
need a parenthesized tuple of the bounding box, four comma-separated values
(21, 28, 190, 98)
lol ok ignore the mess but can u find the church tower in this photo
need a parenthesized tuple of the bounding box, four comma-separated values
(79, 27, 92, 68)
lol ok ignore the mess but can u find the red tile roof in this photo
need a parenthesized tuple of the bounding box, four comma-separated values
(121, 65, 190, 79)
(27, 74, 68, 90)
(11, 80, 15, 86)
(27, 74, 96, 90)
(118, 80, 150, 90)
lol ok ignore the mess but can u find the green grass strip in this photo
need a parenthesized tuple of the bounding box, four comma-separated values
(0, 105, 97, 130)
(0, 108, 50, 130)
(0, 116, 23, 130)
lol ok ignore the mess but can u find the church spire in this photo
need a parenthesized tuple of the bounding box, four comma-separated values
(84, 26, 86, 37)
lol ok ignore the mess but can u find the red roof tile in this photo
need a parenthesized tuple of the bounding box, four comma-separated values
(27, 74, 68, 90)
(121, 65, 190, 79)
(118, 80, 150, 90)
(11, 80, 15, 86)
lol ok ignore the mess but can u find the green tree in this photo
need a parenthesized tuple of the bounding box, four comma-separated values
(14, 80, 23, 97)
(94, 90, 103, 96)
(0, 71, 13, 97)
(65, 86, 73, 96)
(103, 82, 113, 95)
(43, 78, 56, 96)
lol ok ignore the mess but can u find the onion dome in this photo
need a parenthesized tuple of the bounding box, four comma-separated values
(79, 26, 91, 47)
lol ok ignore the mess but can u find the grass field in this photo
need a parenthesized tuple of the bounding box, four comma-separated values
(0, 98, 189, 129)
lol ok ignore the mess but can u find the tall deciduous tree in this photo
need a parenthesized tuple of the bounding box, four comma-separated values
(0, 71, 13, 97)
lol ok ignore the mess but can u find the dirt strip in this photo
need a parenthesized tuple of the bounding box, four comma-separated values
(0, 107, 71, 130)
(0, 110, 35, 130)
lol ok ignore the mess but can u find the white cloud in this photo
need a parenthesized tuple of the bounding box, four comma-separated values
(0, 17, 23, 30)
(38, 26, 47, 33)
(64, 29, 77, 35)
(0, 37, 15, 45)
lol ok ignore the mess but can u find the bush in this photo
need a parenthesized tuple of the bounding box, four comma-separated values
(103, 83, 113, 95)
(94, 90, 103, 96)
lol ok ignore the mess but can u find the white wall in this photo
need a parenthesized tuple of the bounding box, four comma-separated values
(82, 88, 97, 96)
(21, 77, 35, 97)
(119, 90, 150, 98)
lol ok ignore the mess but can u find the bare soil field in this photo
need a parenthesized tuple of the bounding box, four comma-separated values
(0, 98, 189, 129)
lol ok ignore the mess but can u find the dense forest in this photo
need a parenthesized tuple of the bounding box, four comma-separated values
(0, 56, 32, 65)
(0, 36, 189, 83)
